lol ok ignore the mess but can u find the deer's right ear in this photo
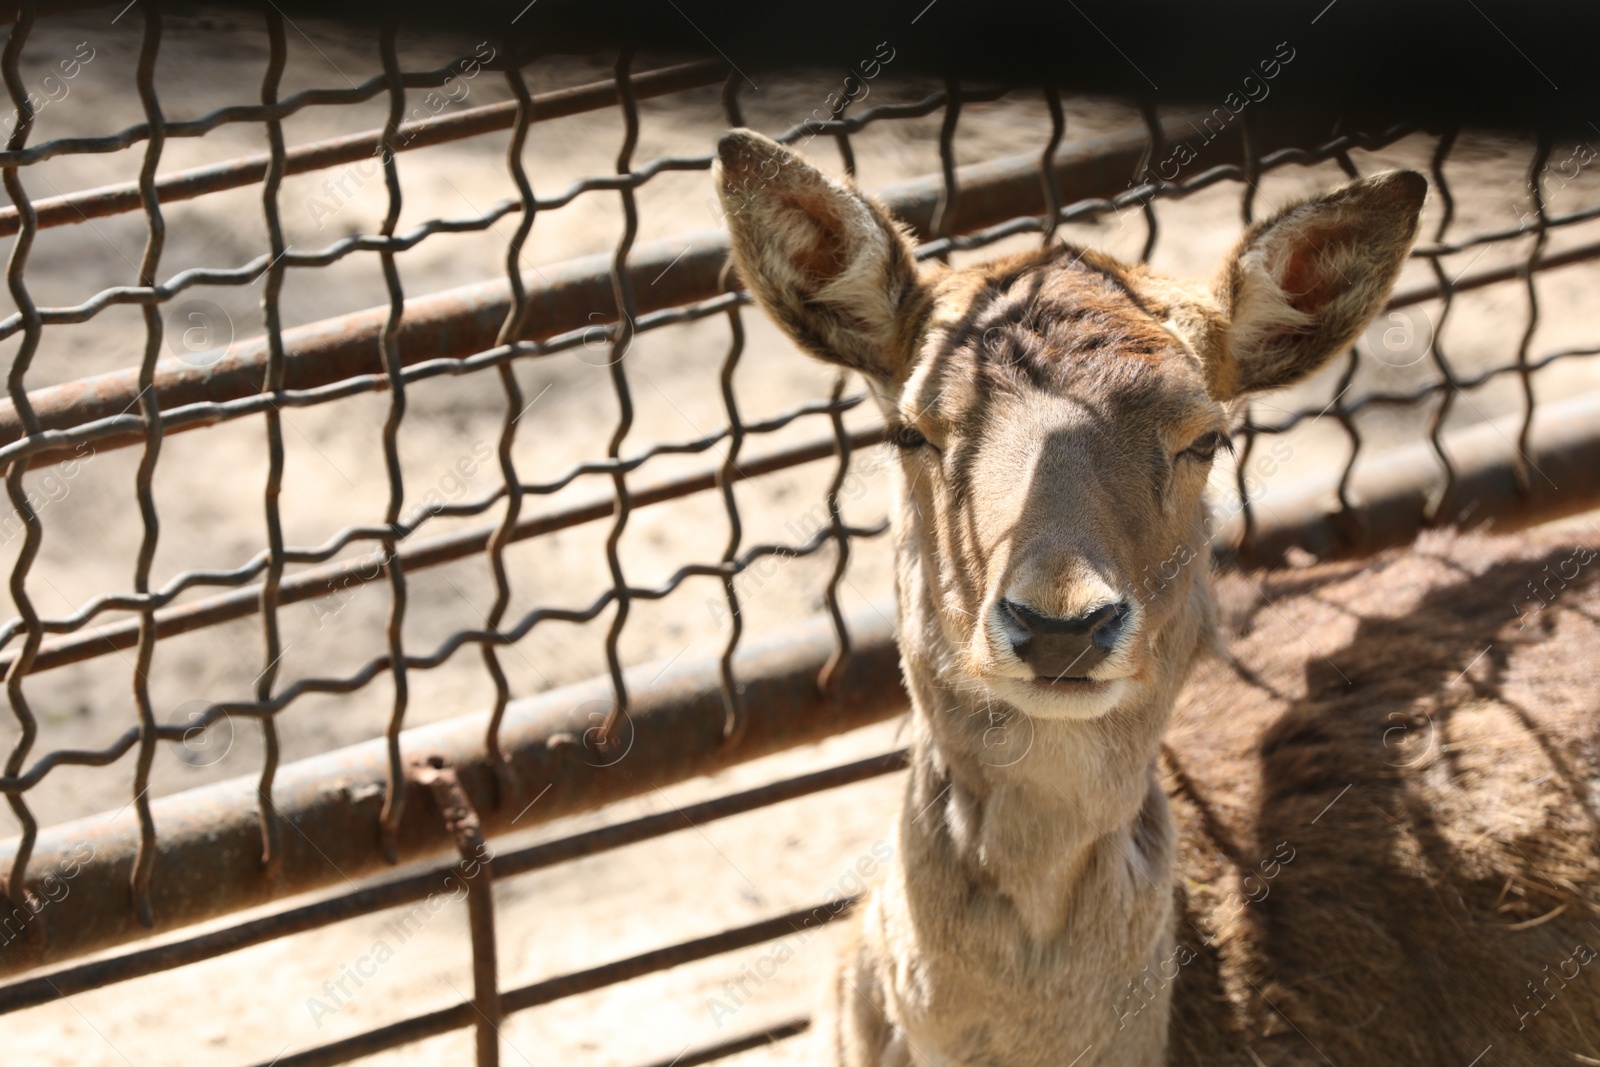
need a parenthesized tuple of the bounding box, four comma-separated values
(717, 130, 928, 380)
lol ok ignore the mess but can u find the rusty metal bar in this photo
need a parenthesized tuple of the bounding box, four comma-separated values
(1215, 388, 1600, 564)
(497, 896, 856, 1012)
(249, 898, 853, 1067)
(0, 422, 885, 678)
(0, 602, 904, 977)
(0, 59, 728, 239)
(0, 231, 734, 469)
(634, 1019, 809, 1067)
(0, 749, 905, 1012)
(3, 119, 1576, 489)
(413, 762, 499, 1067)
(259, 902, 851, 1067)
(0, 112, 1246, 468)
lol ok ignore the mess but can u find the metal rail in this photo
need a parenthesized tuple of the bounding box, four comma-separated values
(0, 115, 1187, 465)
(0, 59, 731, 237)
(0, 602, 904, 976)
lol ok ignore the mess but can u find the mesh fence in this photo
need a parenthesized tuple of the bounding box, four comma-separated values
(0, 3, 1597, 1064)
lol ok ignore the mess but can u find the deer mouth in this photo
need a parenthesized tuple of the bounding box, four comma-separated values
(1031, 675, 1103, 689)
(988, 673, 1130, 720)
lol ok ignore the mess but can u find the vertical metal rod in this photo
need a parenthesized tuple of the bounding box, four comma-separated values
(1422, 127, 1463, 525)
(0, 0, 43, 937)
(931, 76, 961, 265)
(1134, 96, 1163, 263)
(1513, 132, 1553, 496)
(1239, 108, 1260, 226)
(597, 46, 641, 747)
(715, 78, 748, 743)
(414, 762, 500, 1067)
(376, 25, 413, 863)
(127, 0, 169, 929)
(482, 43, 540, 797)
(720, 69, 744, 128)
(831, 84, 856, 178)
(817, 371, 855, 695)
(254, 0, 291, 875)
(1038, 84, 1064, 248)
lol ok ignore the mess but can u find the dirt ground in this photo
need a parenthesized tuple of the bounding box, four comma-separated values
(3, 5, 1600, 1066)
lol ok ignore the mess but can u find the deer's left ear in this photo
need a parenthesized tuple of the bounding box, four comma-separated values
(1206, 170, 1426, 400)
(716, 129, 928, 380)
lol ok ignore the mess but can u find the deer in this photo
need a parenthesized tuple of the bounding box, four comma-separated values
(715, 128, 1600, 1066)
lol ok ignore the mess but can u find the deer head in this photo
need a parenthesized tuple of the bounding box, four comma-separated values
(717, 130, 1424, 723)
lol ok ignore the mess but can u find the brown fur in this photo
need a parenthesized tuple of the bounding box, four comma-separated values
(1169, 529, 1600, 1065)
(714, 130, 1596, 1065)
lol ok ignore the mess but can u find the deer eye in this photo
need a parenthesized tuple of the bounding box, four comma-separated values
(1180, 431, 1231, 462)
(887, 424, 933, 451)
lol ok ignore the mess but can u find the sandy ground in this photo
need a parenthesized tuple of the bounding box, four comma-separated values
(1, 5, 1598, 1065)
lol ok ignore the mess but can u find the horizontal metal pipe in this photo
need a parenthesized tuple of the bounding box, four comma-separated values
(258, 1000, 472, 1067)
(254, 900, 849, 1067)
(500, 897, 856, 1014)
(640, 1018, 808, 1067)
(0, 228, 736, 468)
(0, 750, 906, 1012)
(0, 116, 1203, 466)
(1218, 388, 1600, 563)
(0, 424, 887, 678)
(0, 59, 729, 240)
(0, 602, 904, 978)
(1389, 237, 1600, 309)
(0, 112, 1583, 476)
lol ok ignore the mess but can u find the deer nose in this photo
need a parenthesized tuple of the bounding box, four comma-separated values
(999, 598, 1131, 679)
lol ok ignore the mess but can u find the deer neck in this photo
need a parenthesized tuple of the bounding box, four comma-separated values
(891, 530, 1211, 942)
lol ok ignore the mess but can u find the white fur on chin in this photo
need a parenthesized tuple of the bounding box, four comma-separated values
(984, 676, 1131, 720)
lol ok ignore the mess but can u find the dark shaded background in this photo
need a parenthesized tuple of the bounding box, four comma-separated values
(241, 0, 1600, 131)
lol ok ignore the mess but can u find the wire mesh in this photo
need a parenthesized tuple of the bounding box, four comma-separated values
(0, 3, 1597, 1064)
